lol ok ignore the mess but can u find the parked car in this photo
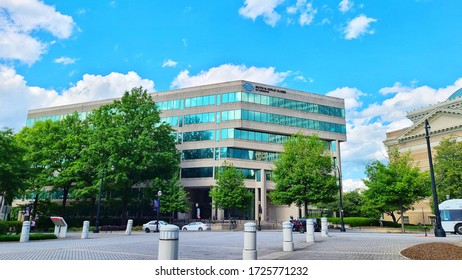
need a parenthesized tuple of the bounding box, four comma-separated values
(181, 222, 211, 231)
(142, 220, 168, 233)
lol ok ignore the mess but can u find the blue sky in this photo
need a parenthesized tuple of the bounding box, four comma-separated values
(1, 0, 462, 191)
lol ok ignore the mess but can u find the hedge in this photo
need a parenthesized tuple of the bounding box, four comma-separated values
(327, 217, 380, 227)
(0, 221, 23, 235)
(0, 233, 57, 242)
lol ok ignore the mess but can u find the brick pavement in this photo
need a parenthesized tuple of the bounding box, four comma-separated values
(0, 229, 460, 260)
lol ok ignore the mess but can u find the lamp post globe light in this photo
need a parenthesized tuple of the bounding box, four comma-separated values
(424, 119, 446, 237)
(156, 191, 162, 232)
(335, 166, 346, 232)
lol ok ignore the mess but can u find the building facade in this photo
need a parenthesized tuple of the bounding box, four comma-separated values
(383, 88, 462, 224)
(26, 80, 347, 222)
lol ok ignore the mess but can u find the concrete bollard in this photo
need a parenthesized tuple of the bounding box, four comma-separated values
(306, 219, 315, 243)
(282, 221, 294, 251)
(125, 219, 133, 235)
(20, 221, 31, 243)
(158, 225, 179, 260)
(243, 222, 257, 260)
(321, 217, 329, 237)
(81, 221, 90, 239)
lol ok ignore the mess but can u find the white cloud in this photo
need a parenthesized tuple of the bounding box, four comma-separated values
(338, 0, 353, 13)
(162, 59, 178, 68)
(342, 179, 366, 192)
(299, 3, 317, 26)
(170, 64, 291, 89)
(286, 0, 317, 26)
(344, 14, 377, 40)
(0, 0, 75, 64)
(238, 0, 284, 27)
(327, 87, 365, 111)
(54, 57, 77, 65)
(0, 66, 155, 132)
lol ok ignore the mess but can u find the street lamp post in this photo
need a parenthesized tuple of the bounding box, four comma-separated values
(93, 164, 105, 233)
(335, 166, 346, 232)
(424, 119, 446, 237)
(156, 191, 162, 232)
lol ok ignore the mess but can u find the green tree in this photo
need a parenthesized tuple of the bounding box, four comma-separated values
(0, 128, 29, 206)
(210, 161, 253, 219)
(269, 133, 337, 217)
(363, 149, 430, 231)
(52, 113, 90, 216)
(16, 120, 62, 220)
(142, 177, 190, 221)
(316, 190, 370, 218)
(85, 86, 180, 224)
(434, 136, 462, 200)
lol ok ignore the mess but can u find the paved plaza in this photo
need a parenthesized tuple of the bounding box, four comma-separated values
(0, 229, 461, 260)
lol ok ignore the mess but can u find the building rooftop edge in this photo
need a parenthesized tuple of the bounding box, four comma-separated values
(28, 80, 344, 113)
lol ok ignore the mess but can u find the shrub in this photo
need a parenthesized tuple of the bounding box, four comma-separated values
(328, 217, 379, 227)
(0, 221, 23, 234)
(0, 233, 57, 242)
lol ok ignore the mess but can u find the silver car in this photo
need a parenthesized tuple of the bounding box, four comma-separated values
(142, 220, 168, 232)
(181, 222, 211, 231)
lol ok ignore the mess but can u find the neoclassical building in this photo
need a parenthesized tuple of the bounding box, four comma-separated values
(25, 80, 347, 222)
(383, 88, 462, 224)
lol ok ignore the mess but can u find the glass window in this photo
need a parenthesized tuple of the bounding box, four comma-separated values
(181, 167, 213, 178)
(242, 92, 249, 102)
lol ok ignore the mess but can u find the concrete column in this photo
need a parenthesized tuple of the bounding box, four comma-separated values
(282, 221, 294, 251)
(306, 219, 315, 243)
(254, 188, 259, 223)
(125, 219, 133, 235)
(20, 221, 30, 243)
(243, 222, 257, 260)
(321, 217, 329, 237)
(81, 221, 90, 239)
(158, 225, 179, 260)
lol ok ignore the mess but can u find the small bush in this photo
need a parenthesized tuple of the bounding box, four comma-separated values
(328, 217, 379, 227)
(29, 234, 57, 240)
(0, 221, 23, 234)
(0, 233, 58, 242)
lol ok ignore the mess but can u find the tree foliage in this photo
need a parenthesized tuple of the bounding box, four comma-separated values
(363, 149, 430, 230)
(210, 161, 253, 219)
(434, 137, 462, 200)
(84, 86, 180, 223)
(0, 128, 29, 204)
(269, 133, 337, 216)
(143, 177, 190, 219)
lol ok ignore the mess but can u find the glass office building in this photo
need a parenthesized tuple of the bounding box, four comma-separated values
(27, 80, 347, 221)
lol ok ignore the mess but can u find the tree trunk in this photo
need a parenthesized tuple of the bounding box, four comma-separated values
(399, 202, 405, 233)
(32, 193, 39, 221)
(61, 186, 69, 217)
(387, 212, 397, 223)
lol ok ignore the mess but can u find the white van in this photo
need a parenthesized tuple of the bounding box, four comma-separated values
(439, 199, 462, 234)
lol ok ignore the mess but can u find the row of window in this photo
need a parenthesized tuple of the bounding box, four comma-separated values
(222, 109, 346, 134)
(162, 109, 345, 135)
(222, 91, 345, 118)
(181, 147, 280, 162)
(26, 112, 88, 127)
(180, 166, 265, 180)
(157, 91, 345, 119)
(221, 128, 290, 144)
